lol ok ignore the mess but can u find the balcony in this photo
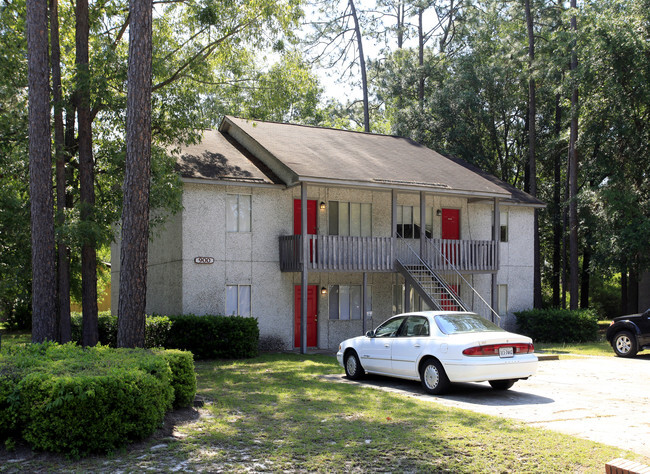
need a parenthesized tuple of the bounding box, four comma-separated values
(279, 235, 497, 273)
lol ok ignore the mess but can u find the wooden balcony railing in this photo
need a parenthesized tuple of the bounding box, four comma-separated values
(279, 235, 498, 273)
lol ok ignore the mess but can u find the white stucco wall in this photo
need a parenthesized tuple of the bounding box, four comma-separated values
(110, 211, 184, 316)
(112, 180, 537, 350)
(497, 205, 535, 329)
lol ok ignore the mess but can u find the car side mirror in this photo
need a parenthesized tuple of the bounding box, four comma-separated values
(365, 330, 375, 338)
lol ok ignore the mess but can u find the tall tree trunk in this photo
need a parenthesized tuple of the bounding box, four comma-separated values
(524, 0, 541, 308)
(50, 0, 71, 343)
(568, 0, 579, 310)
(349, 0, 369, 132)
(396, 0, 404, 49)
(76, 0, 98, 346)
(552, 94, 562, 307)
(580, 247, 590, 308)
(418, 7, 424, 109)
(628, 265, 639, 314)
(26, 0, 57, 342)
(117, 0, 153, 348)
(621, 265, 628, 315)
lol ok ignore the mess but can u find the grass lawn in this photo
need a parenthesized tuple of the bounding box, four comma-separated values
(535, 341, 614, 357)
(1, 349, 648, 472)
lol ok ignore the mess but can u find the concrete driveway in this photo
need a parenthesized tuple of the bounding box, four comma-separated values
(323, 353, 650, 457)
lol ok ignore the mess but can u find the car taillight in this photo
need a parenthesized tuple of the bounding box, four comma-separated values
(462, 343, 534, 356)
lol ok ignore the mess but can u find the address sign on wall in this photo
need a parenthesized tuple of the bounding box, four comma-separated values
(194, 256, 214, 264)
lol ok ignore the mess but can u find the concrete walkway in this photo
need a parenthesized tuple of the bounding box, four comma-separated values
(323, 353, 650, 458)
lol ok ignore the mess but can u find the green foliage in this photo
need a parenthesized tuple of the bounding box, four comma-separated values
(166, 314, 259, 359)
(0, 343, 176, 457)
(70, 312, 171, 348)
(156, 349, 197, 408)
(589, 273, 622, 319)
(514, 308, 600, 343)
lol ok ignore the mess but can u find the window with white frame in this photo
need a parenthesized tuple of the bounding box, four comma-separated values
(328, 201, 372, 236)
(396, 205, 433, 238)
(500, 210, 509, 242)
(497, 284, 508, 317)
(226, 285, 251, 317)
(329, 285, 372, 320)
(226, 194, 251, 232)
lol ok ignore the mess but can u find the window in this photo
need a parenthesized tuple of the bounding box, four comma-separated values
(500, 211, 509, 242)
(226, 194, 251, 232)
(329, 285, 372, 320)
(226, 285, 251, 317)
(498, 284, 508, 317)
(328, 201, 372, 236)
(400, 316, 430, 337)
(396, 205, 433, 238)
(392, 284, 432, 313)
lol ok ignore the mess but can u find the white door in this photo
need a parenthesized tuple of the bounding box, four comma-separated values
(359, 316, 406, 373)
(391, 316, 430, 377)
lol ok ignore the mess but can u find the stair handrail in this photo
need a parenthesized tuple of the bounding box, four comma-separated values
(422, 235, 501, 325)
(395, 237, 468, 312)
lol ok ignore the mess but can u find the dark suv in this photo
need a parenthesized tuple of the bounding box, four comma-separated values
(606, 309, 650, 357)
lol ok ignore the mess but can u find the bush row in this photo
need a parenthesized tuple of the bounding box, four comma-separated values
(514, 308, 600, 343)
(70, 312, 259, 359)
(0, 343, 196, 457)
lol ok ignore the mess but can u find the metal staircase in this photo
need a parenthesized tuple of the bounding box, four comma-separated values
(395, 260, 467, 312)
(395, 237, 501, 325)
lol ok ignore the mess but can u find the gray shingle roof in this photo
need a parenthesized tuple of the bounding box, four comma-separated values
(175, 129, 282, 185)
(175, 116, 544, 206)
(221, 116, 510, 198)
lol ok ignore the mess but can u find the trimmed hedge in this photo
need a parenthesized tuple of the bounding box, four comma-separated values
(70, 312, 171, 348)
(514, 308, 600, 343)
(157, 349, 197, 408)
(0, 343, 196, 457)
(70, 312, 259, 359)
(166, 314, 259, 359)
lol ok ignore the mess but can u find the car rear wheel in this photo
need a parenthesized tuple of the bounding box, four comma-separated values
(612, 331, 638, 358)
(344, 351, 364, 380)
(489, 379, 516, 390)
(420, 358, 450, 395)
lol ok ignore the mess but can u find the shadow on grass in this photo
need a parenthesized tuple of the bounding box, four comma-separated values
(188, 353, 613, 472)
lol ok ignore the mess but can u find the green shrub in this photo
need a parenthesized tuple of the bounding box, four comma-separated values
(157, 349, 197, 407)
(0, 343, 175, 457)
(166, 314, 259, 359)
(514, 308, 600, 343)
(70, 312, 171, 348)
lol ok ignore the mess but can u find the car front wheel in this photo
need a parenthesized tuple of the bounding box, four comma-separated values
(344, 351, 364, 380)
(612, 331, 638, 358)
(420, 358, 450, 395)
(489, 379, 516, 390)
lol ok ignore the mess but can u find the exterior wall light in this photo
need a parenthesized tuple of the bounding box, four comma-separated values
(436, 209, 442, 216)
(320, 201, 326, 210)
(321, 287, 328, 295)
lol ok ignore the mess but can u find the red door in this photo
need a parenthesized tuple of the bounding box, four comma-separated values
(294, 199, 317, 262)
(293, 199, 317, 235)
(294, 285, 318, 347)
(441, 208, 460, 264)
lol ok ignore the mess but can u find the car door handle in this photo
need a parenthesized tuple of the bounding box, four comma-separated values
(413, 344, 421, 348)
(384, 343, 390, 348)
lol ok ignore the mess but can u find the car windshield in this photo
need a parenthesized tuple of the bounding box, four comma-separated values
(434, 313, 502, 335)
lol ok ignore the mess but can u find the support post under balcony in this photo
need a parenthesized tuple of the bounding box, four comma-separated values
(491, 197, 501, 315)
(300, 183, 308, 354)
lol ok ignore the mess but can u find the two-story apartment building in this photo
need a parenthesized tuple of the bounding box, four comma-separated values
(111, 116, 544, 351)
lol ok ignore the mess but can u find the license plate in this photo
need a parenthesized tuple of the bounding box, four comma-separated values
(499, 347, 514, 358)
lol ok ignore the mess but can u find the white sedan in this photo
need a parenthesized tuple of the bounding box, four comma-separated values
(336, 311, 538, 394)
